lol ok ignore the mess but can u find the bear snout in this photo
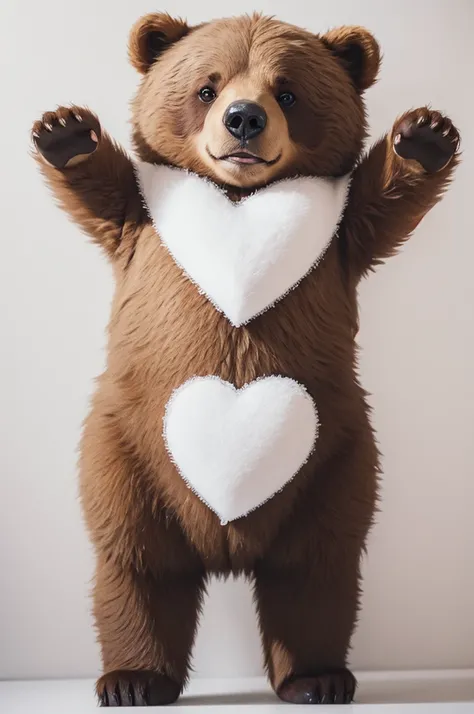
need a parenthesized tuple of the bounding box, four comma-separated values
(223, 101, 268, 141)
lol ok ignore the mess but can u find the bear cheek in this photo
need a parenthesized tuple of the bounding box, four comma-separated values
(198, 97, 231, 155)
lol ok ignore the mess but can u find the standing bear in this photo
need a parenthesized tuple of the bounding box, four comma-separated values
(32, 12, 459, 707)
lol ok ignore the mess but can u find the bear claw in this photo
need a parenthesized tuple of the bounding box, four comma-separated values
(96, 669, 181, 707)
(32, 106, 101, 169)
(393, 108, 459, 173)
(277, 668, 357, 705)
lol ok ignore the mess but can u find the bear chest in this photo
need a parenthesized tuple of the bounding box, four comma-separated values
(131, 163, 349, 524)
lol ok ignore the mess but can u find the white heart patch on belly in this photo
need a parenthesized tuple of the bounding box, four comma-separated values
(136, 163, 349, 327)
(163, 376, 319, 525)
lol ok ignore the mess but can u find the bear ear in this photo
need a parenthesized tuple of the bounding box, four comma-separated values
(129, 13, 191, 74)
(320, 26, 381, 92)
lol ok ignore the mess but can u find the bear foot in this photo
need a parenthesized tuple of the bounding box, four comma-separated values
(32, 106, 101, 169)
(96, 670, 181, 707)
(277, 668, 356, 705)
(393, 108, 460, 173)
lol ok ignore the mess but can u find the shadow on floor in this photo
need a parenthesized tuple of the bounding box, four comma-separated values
(181, 678, 474, 706)
(181, 691, 278, 706)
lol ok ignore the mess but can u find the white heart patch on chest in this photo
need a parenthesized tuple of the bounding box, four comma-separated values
(163, 376, 319, 525)
(136, 163, 350, 327)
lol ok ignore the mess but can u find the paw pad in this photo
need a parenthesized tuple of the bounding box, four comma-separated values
(32, 107, 101, 169)
(393, 108, 460, 173)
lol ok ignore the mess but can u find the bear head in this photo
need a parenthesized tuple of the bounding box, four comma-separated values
(130, 13, 380, 190)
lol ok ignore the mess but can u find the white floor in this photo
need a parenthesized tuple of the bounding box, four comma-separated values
(0, 672, 473, 712)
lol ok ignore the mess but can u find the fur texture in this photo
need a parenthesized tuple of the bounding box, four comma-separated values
(137, 163, 350, 325)
(164, 375, 318, 524)
(31, 11, 460, 707)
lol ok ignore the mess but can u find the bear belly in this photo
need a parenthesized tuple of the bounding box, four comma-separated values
(101, 232, 361, 566)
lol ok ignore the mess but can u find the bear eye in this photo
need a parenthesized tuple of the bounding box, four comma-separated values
(278, 91, 296, 108)
(198, 86, 216, 103)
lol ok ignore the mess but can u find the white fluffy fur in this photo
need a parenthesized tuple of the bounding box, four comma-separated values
(136, 163, 350, 327)
(163, 376, 319, 525)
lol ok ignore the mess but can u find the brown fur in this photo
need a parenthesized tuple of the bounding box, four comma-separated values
(131, 14, 372, 187)
(32, 12, 459, 706)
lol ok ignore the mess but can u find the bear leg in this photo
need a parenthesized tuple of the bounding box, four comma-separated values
(254, 437, 378, 704)
(94, 553, 206, 706)
(254, 561, 359, 704)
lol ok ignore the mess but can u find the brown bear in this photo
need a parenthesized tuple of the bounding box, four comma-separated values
(32, 12, 459, 707)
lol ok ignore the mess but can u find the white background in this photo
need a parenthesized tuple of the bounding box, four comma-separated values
(1, 0, 473, 681)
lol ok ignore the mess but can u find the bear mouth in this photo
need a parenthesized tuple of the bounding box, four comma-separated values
(207, 147, 281, 167)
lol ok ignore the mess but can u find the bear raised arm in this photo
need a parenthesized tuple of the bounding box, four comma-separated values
(32, 13, 459, 708)
(342, 106, 459, 279)
(32, 106, 145, 262)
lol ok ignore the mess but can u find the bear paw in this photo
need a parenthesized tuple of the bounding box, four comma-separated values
(277, 668, 356, 705)
(393, 108, 460, 173)
(96, 669, 181, 707)
(32, 106, 101, 169)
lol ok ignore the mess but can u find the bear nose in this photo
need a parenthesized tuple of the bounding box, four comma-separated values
(223, 101, 267, 140)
